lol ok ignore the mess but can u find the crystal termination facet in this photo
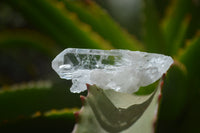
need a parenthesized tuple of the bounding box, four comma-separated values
(52, 48, 173, 93)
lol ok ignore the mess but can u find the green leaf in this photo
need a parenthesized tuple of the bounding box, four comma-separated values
(156, 63, 188, 133)
(135, 80, 159, 95)
(0, 30, 59, 57)
(162, 0, 191, 55)
(143, 0, 165, 53)
(5, 0, 113, 49)
(73, 81, 162, 133)
(157, 35, 200, 132)
(169, 16, 190, 55)
(0, 108, 77, 133)
(0, 81, 81, 122)
(186, 3, 200, 39)
(177, 35, 200, 133)
(179, 34, 200, 80)
(62, 0, 143, 50)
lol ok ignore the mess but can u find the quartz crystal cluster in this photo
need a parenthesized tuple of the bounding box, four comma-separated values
(52, 48, 173, 93)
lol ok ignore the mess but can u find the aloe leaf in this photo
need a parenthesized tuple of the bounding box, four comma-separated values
(0, 81, 81, 122)
(87, 85, 155, 132)
(186, 3, 200, 39)
(0, 108, 77, 133)
(178, 35, 200, 132)
(170, 16, 190, 55)
(143, 0, 165, 53)
(179, 34, 200, 79)
(62, 0, 143, 50)
(178, 34, 200, 92)
(157, 35, 200, 132)
(0, 30, 59, 57)
(156, 63, 188, 133)
(73, 80, 163, 133)
(5, 0, 113, 49)
(162, 0, 191, 55)
(134, 81, 159, 95)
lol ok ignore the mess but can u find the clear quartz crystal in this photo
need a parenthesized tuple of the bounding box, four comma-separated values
(52, 48, 173, 93)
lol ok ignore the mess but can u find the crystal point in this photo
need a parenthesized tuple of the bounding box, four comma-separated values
(52, 48, 173, 93)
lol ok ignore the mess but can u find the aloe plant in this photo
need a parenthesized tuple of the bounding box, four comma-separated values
(72, 81, 163, 133)
(0, 0, 200, 132)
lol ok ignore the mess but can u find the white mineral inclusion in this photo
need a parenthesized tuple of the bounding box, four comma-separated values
(52, 48, 173, 93)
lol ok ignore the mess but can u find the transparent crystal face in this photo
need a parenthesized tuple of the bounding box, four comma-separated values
(52, 48, 173, 93)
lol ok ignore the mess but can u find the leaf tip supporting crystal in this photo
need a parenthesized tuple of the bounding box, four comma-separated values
(80, 95, 86, 105)
(74, 111, 80, 122)
(86, 83, 90, 91)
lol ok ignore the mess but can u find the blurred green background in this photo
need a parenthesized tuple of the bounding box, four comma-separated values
(0, 0, 200, 132)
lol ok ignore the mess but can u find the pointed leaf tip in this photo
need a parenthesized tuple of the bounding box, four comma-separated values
(74, 111, 80, 122)
(86, 83, 90, 90)
(80, 95, 86, 105)
(162, 73, 166, 80)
